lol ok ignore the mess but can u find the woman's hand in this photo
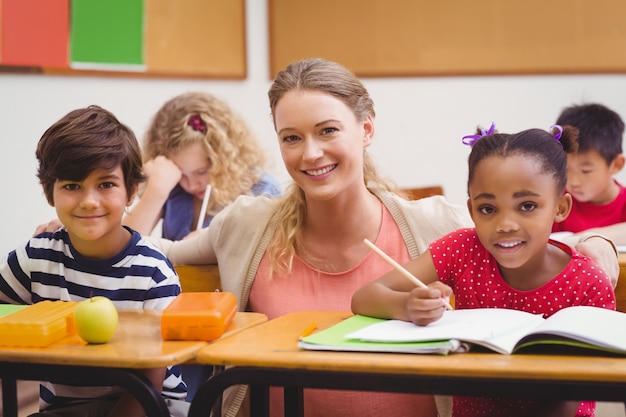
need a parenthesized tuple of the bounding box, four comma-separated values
(33, 218, 63, 236)
(574, 236, 619, 288)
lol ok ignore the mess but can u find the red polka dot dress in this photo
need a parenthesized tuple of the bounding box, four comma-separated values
(429, 228, 616, 417)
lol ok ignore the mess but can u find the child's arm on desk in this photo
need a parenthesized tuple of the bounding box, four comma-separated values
(568, 224, 626, 248)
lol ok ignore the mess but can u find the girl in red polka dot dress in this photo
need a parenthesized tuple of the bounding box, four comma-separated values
(352, 125, 616, 417)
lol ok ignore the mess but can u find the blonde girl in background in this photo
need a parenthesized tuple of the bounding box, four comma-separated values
(123, 91, 281, 240)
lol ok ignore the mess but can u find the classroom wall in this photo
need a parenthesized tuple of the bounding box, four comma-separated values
(1, 0, 626, 255)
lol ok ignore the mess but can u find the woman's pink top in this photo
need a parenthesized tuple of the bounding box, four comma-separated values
(249, 206, 436, 417)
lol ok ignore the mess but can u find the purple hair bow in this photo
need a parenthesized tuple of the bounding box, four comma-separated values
(550, 124, 563, 140)
(462, 122, 496, 146)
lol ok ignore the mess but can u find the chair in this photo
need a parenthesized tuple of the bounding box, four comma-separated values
(615, 259, 626, 313)
(402, 185, 444, 201)
(174, 265, 221, 292)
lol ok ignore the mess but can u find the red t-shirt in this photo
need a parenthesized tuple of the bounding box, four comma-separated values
(553, 181, 626, 233)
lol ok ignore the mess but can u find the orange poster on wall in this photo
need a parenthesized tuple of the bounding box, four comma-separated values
(1, 0, 68, 67)
(144, 0, 245, 78)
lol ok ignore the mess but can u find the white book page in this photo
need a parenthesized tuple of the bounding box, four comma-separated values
(347, 308, 544, 354)
(477, 319, 546, 354)
(521, 306, 626, 351)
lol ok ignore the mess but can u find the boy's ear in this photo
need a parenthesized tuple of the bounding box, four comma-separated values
(610, 153, 625, 174)
(554, 192, 573, 223)
(127, 185, 139, 206)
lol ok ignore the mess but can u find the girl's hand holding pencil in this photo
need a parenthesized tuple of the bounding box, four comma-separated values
(362, 239, 454, 311)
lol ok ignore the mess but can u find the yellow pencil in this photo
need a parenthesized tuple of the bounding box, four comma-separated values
(298, 322, 317, 340)
(363, 238, 453, 310)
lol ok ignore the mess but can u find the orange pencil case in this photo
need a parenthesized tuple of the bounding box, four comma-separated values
(0, 301, 78, 347)
(161, 292, 237, 341)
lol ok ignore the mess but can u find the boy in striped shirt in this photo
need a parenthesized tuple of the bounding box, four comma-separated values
(0, 105, 186, 417)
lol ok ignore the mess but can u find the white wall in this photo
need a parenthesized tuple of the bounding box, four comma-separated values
(2, 0, 626, 255)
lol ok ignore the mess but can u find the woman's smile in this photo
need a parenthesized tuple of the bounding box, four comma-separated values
(303, 164, 337, 177)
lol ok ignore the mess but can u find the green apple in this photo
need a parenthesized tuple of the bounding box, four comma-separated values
(74, 296, 119, 344)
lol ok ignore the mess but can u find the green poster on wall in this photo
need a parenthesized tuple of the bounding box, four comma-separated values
(70, 0, 144, 71)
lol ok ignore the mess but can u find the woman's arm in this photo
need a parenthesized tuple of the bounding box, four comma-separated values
(149, 226, 217, 265)
(568, 234, 620, 288)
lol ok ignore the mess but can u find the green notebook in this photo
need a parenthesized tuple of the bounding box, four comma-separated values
(298, 314, 462, 355)
(0, 304, 28, 317)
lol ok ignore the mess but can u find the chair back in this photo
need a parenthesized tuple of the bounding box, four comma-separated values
(402, 185, 444, 200)
(174, 264, 221, 292)
(615, 255, 626, 312)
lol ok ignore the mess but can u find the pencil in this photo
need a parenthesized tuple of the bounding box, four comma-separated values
(363, 238, 453, 310)
(196, 185, 212, 231)
(298, 322, 317, 340)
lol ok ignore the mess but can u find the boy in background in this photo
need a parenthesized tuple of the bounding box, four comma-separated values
(0, 105, 186, 417)
(552, 103, 626, 245)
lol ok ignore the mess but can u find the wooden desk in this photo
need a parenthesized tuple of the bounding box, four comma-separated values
(189, 310, 626, 417)
(0, 309, 267, 417)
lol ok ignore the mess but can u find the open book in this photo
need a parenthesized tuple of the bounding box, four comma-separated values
(298, 306, 626, 355)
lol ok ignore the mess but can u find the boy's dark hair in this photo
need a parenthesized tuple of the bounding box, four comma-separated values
(36, 105, 145, 205)
(467, 126, 579, 196)
(556, 103, 624, 164)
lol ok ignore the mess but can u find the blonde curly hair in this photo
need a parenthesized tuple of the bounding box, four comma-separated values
(142, 91, 267, 215)
(267, 58, 398, 272)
